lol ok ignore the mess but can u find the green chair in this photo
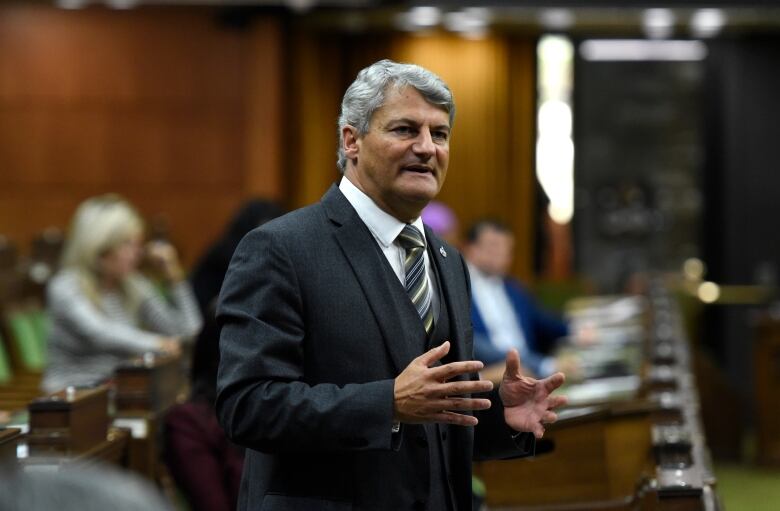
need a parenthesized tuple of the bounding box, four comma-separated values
(0, 332, 12, 384)
(28, 309, 49, 364)
(6, 310, 47, 371)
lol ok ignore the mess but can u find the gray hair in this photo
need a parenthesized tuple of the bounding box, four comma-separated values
(337, 59, 455, 173)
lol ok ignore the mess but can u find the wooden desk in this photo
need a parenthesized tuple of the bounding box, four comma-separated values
(475, 403, 655, 508)
(476, 282, 721, 511)
(0, 427, 22, 469)
(13, 385, 132, 472)
(27, 386, 109, 456)
(22, 427, 130, 471)
(113, 412, 163, 480)
(114, 353, 182, 414)
(112, 352, 184, 481)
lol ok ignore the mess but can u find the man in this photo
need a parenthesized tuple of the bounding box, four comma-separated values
(216, 60, 566, 511)
(463, 220, 570, 380)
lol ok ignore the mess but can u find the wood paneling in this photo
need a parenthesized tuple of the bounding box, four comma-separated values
(288, 31, 346, 208)
(0, 8, 536, 278)
(0, 6, 284, 266)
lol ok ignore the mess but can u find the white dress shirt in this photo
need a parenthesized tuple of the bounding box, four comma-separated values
(467, 263, 528, 353)
(339, 176, 440, 321)
(467, 263, 556, 376)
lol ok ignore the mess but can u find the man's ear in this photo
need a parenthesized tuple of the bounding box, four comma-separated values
(342, 125, 360, 161)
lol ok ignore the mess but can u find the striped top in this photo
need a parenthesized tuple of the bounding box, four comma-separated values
(41, 269, 203, 393)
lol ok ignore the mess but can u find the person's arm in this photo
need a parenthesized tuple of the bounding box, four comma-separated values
(135, 241, 203, 338)
(133, 276, 203, 339)
(469, 381, 534, 461)
(215, 228, 399, 454)
(510, 282, 568, 352)
(48, 272, 166, 354)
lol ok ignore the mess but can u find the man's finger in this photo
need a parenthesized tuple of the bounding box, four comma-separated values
(424, 397, 492, 413)
(417, 341, 451, 367)
(543, 372, 566, 393)
(429, 411, 479, 427)
(429, 360, 485, 382)
(431, 379, 493, 398)
(533, 423, 546, 439)
(504, 349, 522, 379)
(547, 395, 568, 410)
(542, 411, 558, 424)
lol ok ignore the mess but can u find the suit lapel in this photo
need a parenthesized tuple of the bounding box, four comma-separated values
(322, 185, 422, 374)
(424, 226, 471, 363)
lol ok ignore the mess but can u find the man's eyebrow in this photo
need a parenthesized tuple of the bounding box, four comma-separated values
(386, 118, 451, 130)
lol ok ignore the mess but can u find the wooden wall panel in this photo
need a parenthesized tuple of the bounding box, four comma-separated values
(0, 6, 284, 267)
(288, 31, 347, 208)
(391, 35, 536, 281)
(244, 18, 285, 200)
(506, 38, 539, 282)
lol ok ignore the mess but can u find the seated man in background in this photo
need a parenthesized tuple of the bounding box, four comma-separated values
(42, 194, 203, 393)
(464, 219, 574, 381)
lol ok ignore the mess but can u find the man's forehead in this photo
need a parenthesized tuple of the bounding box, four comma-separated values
(374, 85, 450, 123)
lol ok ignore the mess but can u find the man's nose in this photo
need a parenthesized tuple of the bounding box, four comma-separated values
(412, 129, 436, 158)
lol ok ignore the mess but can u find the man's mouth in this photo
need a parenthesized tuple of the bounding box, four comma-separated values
(402, 164, 434, 174)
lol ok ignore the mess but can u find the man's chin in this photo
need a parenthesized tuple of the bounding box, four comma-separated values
(397, 180, 440, 203)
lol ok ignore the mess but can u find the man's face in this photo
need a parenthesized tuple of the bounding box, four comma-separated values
(467, 227, 515, 277)
(343, 86, 450, 222)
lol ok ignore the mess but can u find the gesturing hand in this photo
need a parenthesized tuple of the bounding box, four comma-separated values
(394, 341, 494, 427)
(499, 349, 567, 438)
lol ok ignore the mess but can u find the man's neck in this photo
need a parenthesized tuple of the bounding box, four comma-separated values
(342, 172, 423, 223)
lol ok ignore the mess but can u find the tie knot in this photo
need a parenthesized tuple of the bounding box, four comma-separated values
(397, 224, 426, 250)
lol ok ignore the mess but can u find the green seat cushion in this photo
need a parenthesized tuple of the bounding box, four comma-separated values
(6, 311, 46, 371)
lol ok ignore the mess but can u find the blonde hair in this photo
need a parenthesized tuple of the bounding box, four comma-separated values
(60, 194, 145, 310)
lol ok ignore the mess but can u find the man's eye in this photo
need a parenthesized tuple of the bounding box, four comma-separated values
(433, 131, 449, 141)
(394, 126, 413, 135)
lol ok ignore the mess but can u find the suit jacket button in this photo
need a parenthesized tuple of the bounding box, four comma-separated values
(416, 435, 428, 447)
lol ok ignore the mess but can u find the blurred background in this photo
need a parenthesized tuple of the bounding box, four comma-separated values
(2, 1, 780, 509)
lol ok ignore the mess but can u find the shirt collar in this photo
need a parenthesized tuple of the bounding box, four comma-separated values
(467, 262, 504, 287)
(339, 176, 427, 248)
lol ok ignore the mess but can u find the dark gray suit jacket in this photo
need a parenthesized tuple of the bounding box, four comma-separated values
(216, 185, 531, 511)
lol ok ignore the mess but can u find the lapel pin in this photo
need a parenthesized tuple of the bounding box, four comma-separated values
(439, 246, 447, 258)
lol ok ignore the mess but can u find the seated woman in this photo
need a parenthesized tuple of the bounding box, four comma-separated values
(41, 194, 202, 393)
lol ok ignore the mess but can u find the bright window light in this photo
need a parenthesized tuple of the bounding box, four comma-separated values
(580, 40, 708, 61)
(536, 35, 575, 225)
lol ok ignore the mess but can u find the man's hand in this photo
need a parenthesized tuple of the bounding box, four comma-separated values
(394, 341, 494, 426)
(500, 349, 567, 438)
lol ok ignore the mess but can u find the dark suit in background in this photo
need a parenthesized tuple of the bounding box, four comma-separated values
(472, 278, 569, 377)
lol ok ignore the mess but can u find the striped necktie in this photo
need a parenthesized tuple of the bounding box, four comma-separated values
(397, 224, 434, 336)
